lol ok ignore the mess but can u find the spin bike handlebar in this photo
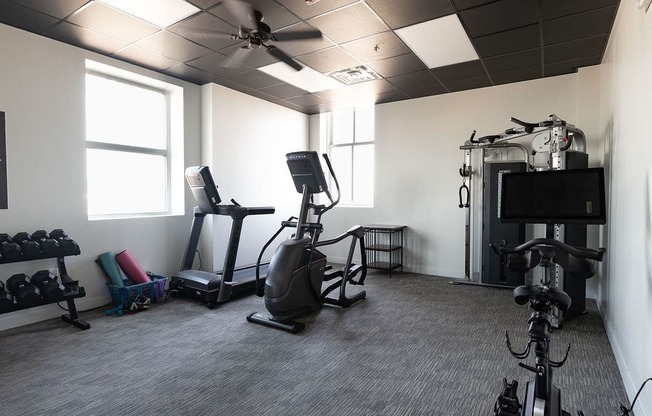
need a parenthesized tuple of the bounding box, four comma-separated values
(491, 238, 606, 262)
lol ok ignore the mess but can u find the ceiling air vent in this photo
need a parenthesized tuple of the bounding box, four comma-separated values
(329, 65, 379, 85)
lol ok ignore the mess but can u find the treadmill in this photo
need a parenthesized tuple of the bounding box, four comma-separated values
(170, 166, 274, 308)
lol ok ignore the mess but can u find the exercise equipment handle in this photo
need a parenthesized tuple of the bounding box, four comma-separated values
(468, 130, 479, 144)
(476, 134, 502, 144)
(321, 153, 340, 208)
(510, 117, 555, 133)
(247, 206, 276, 215)
(458, 184, 469, 208)
(492, 238, 606, 261)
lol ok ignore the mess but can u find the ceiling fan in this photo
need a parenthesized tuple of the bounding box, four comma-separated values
(202, 0, 323, 71)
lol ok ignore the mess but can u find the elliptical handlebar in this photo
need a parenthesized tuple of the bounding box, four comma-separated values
(319, 153, 340, 214)
(491, 238, 606, 261)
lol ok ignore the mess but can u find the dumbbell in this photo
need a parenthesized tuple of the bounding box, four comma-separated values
(32, 270, 65, 301)
(31, 230, 59, 256)
(0, 233, 22, 260)
(31, 230, 48, 241)
(49, 229, 80, 256)
(6, 273, 41, 307)
(49, 229, 68, 240)
(13, 232, 42, 258)
(0, 281, 14, 312)
(105, 304, 124, 316)
(31, 232, 59, 256)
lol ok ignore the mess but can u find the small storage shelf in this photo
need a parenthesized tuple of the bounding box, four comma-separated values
(364, 225, 406, 277)
(0, 239, 89, 330)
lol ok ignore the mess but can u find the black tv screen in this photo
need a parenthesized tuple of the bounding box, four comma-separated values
(185, 166, 221, 214)
(500, 167, 606, 225)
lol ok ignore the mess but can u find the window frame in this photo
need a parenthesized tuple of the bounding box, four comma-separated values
(85, 69, 173, 219)
(326, 107, 375, 208)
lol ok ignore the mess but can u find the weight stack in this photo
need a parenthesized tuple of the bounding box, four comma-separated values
(482, 161, 527, 286)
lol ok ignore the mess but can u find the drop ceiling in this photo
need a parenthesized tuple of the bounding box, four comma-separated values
(0, 0, 620, 115)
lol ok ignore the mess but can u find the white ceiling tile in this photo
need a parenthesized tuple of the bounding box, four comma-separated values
(396, 15, 478, 69)
(100, 0, 200, 27)
(259, 62, 343, 93)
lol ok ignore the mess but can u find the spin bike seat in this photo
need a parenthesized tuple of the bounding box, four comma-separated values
(513, 285, 572, 311)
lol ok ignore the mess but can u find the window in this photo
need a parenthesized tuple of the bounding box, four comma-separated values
(85, 63, 181, 219)
(326, 106, 375, 206)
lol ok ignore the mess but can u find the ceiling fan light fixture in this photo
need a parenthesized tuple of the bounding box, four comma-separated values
(329, 65, 379, 85)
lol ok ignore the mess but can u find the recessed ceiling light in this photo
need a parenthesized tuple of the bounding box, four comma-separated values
(259, 62, 343, 93)
(396, 15, 478, 69)
(99, 0, 200, 28)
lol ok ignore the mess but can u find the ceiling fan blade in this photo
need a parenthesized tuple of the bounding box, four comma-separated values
(223, 0, 259, 31)
(222, 46, 252, 69)
(182, 28, 235, 40)
(272, 29, 322, 42)
(267, 46, 302, 71)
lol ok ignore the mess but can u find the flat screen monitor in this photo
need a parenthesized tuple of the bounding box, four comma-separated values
(185, 166, 221, 214)
(500, 167, 606, 225)
(286, 151, 329, 194)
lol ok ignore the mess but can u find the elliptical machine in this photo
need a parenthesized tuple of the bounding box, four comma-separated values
(492, 238, 605, 416)
(247, 151, 367, 333)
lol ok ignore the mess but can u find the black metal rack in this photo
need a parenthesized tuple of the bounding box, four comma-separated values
(0, 245, 89, 330)
(363, 225, 406, 277)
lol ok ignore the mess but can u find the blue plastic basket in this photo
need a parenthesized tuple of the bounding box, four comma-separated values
(107, 275, 166, 306)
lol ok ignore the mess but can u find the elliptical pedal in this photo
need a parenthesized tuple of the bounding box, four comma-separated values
(246, 312, 305, 334)
(347, 264, 365, 285)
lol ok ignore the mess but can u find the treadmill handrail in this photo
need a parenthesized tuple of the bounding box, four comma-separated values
(213, 205, 275, 219)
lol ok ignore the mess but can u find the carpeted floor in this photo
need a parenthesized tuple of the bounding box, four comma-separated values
(0, 271, 628, 415)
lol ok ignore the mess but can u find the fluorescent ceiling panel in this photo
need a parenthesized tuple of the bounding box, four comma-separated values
(100, 0, 200, 27)
(259, 62, 343, 93)
(396, 15, 478, 69)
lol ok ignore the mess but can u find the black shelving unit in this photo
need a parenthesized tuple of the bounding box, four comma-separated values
(363, 225, 406, 277)
(1, 245, 89, 330)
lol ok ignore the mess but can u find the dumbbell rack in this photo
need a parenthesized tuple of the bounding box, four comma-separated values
(0, 246, 90, 330)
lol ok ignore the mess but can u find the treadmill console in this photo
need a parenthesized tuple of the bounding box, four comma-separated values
(185, 166, 222, 214)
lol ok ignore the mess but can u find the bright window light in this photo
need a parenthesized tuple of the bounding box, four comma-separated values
(327, 106, 375, 207)
(87, 149, 168, 216)
(85, 71, 171, 218)
(86, 75, 167, 149)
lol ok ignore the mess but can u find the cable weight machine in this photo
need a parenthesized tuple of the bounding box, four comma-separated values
(452, 114, 590, 320)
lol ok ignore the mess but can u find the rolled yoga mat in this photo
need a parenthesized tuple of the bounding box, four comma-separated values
(115, 249, 151, 284)
(97, 251, 125, 287)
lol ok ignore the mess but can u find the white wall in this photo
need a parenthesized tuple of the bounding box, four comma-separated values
(316, 71, 603, 280)
(201, 84, 309, 270)
(0, 24, 202, 330)
(598, 2, 652, 415)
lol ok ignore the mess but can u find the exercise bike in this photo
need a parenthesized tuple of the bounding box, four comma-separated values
(247, 151, 367, 333)
(492, 238, 606, 416)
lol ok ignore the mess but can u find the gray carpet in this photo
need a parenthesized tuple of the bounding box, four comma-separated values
(0, 272, 629, 415)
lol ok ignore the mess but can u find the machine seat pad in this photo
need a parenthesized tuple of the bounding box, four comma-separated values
(513, 285, 572, 311)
